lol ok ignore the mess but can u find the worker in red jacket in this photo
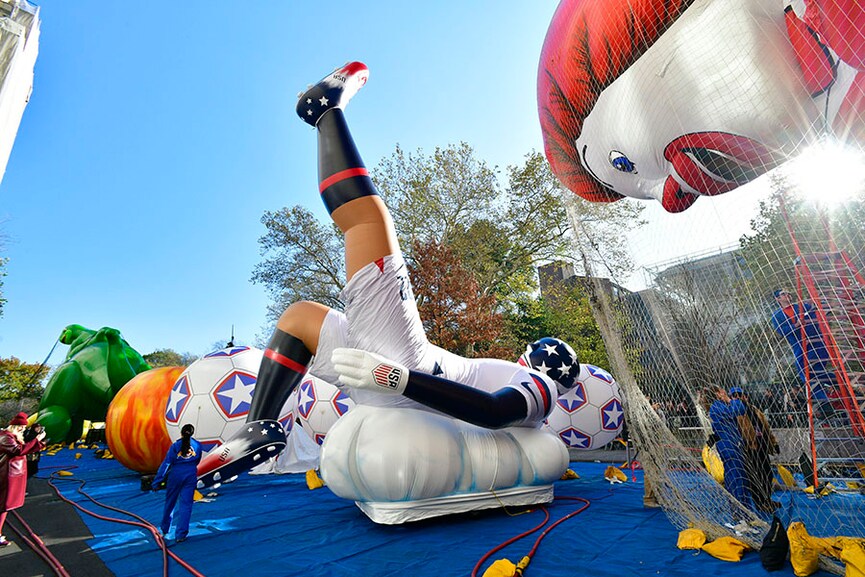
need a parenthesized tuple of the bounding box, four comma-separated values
(0, 412, 46, 547)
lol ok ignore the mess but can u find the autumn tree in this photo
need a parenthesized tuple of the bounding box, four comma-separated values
(251, 142, 639, 362)
(409, 240, 507, 358)
(374, 147, 574, 307)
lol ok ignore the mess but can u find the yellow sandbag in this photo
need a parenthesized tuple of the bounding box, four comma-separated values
(788, 522, 823, 576)
(702, 445, 724, 484)
(560, 469, 579, 480)
(840, 538, 865, 577)
(306, 469, 325, 490)
(677, 528, 707, 550)
(482, 556, 530, 577)
(777, 464, 796, 488)
(604, 466, 627, 483)
(701, 536, 750, 562)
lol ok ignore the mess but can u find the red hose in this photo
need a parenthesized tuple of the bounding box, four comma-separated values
(47, 468, 206, 577)
(7, 511, 71, 577)
(471, 495, 590, 576)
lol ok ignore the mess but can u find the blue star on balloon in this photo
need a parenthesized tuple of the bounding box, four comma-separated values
(556, 382, 587, 413)
(214, 371, 257, 418)
(297, 380, 317, 419)
(602, 399, 624, 430)
(332, 390, 352, 416)
(559, 427, 591, 449)
(205, 346, 251, 358)
(165, 375, 191, 423)
(588, 365, 614, 383)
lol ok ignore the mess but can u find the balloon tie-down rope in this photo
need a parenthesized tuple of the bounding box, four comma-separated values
(44, 466, 206, 577)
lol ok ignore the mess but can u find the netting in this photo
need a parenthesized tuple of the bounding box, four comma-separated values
(537, 0, 865, 573)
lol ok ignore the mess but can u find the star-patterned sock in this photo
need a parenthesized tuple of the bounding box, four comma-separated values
(247, 329, 312, 421)
(316, 109, 379, 215)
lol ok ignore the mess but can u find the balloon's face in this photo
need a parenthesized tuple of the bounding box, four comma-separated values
(539, 0, 864, 212)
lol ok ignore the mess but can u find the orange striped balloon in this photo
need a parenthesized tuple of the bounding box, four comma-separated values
(106, 367, 184, 473)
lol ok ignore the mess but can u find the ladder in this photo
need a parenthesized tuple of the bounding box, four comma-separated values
(795, 250, 865, 487)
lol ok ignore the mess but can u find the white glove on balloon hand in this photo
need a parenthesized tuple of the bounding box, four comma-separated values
(332, 348, 409, 395)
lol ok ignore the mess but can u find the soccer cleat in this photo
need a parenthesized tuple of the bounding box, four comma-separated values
(296, 61, 369, 127)
(195, 419, 286, 489)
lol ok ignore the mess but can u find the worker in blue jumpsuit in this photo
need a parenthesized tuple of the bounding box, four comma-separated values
(153, 424, 201, 542)
(705, 385, 751, 507)
(770, 289, 834, 409)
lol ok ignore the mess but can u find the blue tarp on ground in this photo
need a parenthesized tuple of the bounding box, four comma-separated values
(38, 447, 836, 577)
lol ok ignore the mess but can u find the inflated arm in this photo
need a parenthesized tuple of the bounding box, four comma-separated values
(403, 371, 529, 429)
(332, 348, 529, 429)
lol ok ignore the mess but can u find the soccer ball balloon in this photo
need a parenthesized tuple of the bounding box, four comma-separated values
(547, 364, 624, 450)
(164, 346, 264, 455)
(292, 375, 354, 445)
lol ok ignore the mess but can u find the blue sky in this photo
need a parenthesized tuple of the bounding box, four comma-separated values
(0, 1, 561, 364)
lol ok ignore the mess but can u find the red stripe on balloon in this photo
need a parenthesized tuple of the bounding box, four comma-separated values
(264, 349, 307, 373)
(319, 167, 369, 193)
(530, 374, 551, 414)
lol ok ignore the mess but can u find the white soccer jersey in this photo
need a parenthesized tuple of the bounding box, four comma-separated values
(306, 253, 557, 426)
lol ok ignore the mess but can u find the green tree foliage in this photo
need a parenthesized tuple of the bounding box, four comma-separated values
(143, 349, 198, 368)
(0, 356, 48, 401)
(251, 206, 346, 319)
(507, 282, 610, 369)
(374, 147, 573, 308)
(565, 194, 645, 280)
(739, 178, 865, 300)
(252, 142, 633, 365)
(736, 179, 865, 391)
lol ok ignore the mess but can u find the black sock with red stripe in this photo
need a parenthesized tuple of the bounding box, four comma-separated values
(317, 108, 378, 214)
(247, 329, 312, 421)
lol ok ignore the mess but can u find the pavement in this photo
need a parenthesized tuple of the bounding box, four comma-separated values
(0, 474, 113, 577)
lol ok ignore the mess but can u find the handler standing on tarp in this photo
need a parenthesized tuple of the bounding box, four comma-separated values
(153, 424, 201, 543)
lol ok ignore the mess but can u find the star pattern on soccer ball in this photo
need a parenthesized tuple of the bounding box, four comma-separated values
(166, 386, 186, 420)
(297, 381, 316, 418)
(603, 401, 624, 429)
(216, 373, 256, 416)
(561, 428, 590, 449)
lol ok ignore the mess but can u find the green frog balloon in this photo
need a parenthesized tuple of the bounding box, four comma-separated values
(37, 324, 151, 443)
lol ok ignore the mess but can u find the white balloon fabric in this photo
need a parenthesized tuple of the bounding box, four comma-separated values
(547, 364, 624, 450)
(291, 375, 356, 446)
(164, 346, 295, 455)
(538, 0, 865, 212)
(320, 405, 569, 524)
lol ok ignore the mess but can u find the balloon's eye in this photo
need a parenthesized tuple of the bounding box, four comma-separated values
(609, 151, 636, 173)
